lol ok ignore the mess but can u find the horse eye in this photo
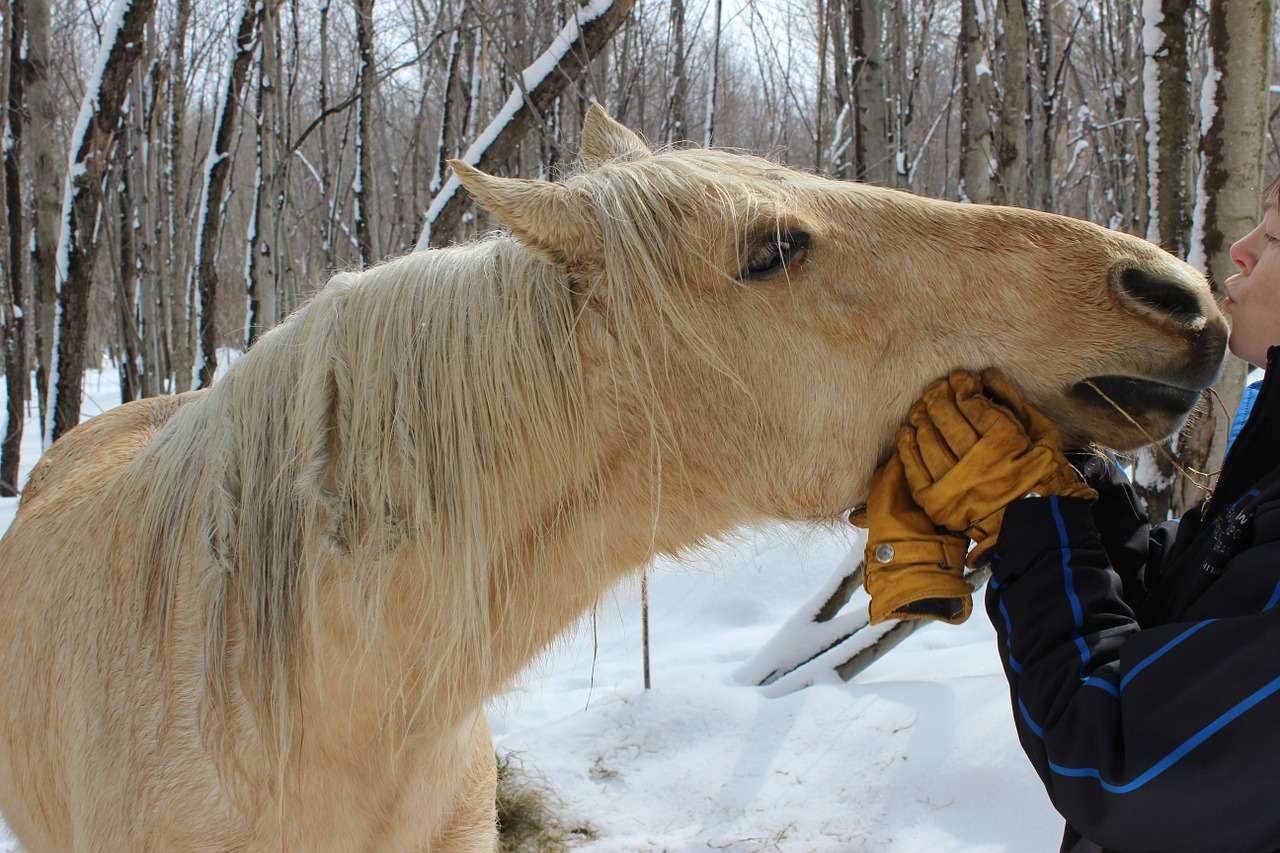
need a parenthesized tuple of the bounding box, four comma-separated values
(741, 231, 809, 280)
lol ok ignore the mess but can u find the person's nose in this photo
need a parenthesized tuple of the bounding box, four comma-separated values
(1231, 229, 1260, 275)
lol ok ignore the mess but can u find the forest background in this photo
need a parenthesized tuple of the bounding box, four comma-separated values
(0, 0, 1275, 520)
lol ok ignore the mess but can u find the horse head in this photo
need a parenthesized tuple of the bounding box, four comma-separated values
(452, 105, 1226, 520)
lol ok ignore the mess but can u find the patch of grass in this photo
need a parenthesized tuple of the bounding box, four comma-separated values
(495, 752, 597, 852)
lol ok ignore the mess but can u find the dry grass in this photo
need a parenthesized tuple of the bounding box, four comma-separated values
(495, 752, 597, 852)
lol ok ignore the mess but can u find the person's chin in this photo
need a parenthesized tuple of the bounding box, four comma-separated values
(1226, 333, 1263, 369)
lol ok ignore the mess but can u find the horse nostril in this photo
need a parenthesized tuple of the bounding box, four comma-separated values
(1114, 266, 1206, 327)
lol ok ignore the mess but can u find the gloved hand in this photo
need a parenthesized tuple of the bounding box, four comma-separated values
(897, 369, 1097, 567)
(852, 453, 973, 624)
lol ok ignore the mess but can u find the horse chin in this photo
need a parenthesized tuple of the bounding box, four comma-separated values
(1051, 376, 1203, 452)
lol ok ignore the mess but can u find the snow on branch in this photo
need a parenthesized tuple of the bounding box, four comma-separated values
(414, 0, 635, 250)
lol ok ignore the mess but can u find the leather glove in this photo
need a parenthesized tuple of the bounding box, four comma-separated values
(897, 369, 1097, 567)
(852, 453, 973, 625)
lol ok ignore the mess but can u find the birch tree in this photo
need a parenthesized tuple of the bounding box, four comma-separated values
(192, 0, 262, 389)
(959, 0, 994, 202)
(1179, 0, 1276, 515)
(48, 0, 158, 443)
(704, 0, 722, 146)
(666, 0, 688, 143)
(27, 0, 56, 423)
(164, 0, 193, 392)
(1, 0, 29, 493)
(353, 0, 377, 267)
(993, 0, 1029, 206)
(1133, 0, 1193, 519)
(852, 0, 891, 184)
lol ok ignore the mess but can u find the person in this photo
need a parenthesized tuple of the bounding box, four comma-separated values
(862, 177, 1280, 853)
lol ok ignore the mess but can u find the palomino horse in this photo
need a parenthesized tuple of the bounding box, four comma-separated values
(0, 107, 1225, 851)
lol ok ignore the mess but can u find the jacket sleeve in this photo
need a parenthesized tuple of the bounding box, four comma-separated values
(986, 496, 1280, 852)
(1067, 451, 1179, 610)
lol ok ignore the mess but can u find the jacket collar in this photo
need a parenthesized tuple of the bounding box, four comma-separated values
(1203, 348, 1280, 524)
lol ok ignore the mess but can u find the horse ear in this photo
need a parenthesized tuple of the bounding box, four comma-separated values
(580, 103, 650, 165)
(450, 160, 601, 264)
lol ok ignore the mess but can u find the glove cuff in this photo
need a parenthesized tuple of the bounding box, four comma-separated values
(868, 570, 974, 625)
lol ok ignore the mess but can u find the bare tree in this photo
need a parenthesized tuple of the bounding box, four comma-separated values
(27, 0, 56, 427)
(852, 0, 890, 184)
(1181, 0, 1276, 514)
(353, 0, 377, 267)
(704, 0, 722, 146)
(666, 0, 687, 143)
(1133, 0, 1193, 519)
(959, 0, 994, 202)
(1, 0, 29, 493)
(47, 0, 158, 443)
(993, 0, 1029, 205)
(192, 0, 262, 389)
(1144, 0, 1193, 256)
(164, 0, 193, 392)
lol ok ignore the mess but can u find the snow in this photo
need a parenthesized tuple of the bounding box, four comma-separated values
(0, 366, 1064, 852)
(1188, 42, 1220, 272)
(1142, 0, 1164, 244)
(1133, 446, 1175, 496)
(490, 527, 1062, 850)
(414, 0, 619, 250)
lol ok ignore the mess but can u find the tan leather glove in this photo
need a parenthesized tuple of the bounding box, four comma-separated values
(897, 369, 1097, 567)
(852, 453, 973, 625)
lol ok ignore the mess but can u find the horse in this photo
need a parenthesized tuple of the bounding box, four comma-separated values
(0, 106, 1226, 851)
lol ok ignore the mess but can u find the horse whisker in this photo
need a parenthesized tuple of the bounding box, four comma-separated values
(1082, 380, 1215, 495)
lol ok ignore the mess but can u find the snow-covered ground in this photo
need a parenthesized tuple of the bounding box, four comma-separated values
(0, 366, 1064, 852)
(491, 529, 1061, 852)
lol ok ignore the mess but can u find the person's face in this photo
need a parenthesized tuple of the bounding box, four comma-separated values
(1225, 200, 1280, 367)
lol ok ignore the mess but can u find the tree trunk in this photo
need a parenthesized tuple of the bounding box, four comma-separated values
(1133, 0, 1193, 520)
(192, 0, 261, 389)
(666, 0, 687, 144)
(352, 0, 376, 267)
(959, 0, 993, 202)
(1, 0, 28, 495)
(852, 0, 890, 185)
(1144, 0, 1193, 256)
(48, 0, 158, 443)
(703, 0, 722, 147)
(164, 0, 192, 392)
(27, 0, 57, 435)
(245, 1, 279, 349)
(430, 10, 467, 198)
(828, 0, 853, 178)
(1180, 0, 1275, 516)
(993, 0, 1029, 206)
(115, 135, 143, 405)
(814, 0, 829, 173)
(1034, 0, 1054, 210)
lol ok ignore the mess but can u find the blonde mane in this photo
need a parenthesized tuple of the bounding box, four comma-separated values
(118, 150, 771, 754)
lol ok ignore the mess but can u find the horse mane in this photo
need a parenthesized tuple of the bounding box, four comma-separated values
(116, 149, 765, 756)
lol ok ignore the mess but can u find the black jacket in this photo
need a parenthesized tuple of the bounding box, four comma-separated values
(986, 346, 1280, 853)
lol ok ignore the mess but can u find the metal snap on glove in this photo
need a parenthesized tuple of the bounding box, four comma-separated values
(854, 453, 973, 625)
